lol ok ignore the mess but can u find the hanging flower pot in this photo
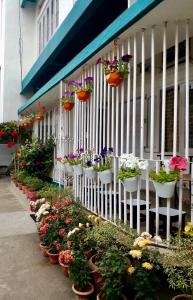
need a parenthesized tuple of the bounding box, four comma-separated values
(72, 282, 94, 300)
(63, 101, 74, 111)
(98, 169, 112, 184)
(23, 122, 28, 127)
(27, 120, 34, 126)
(35, 114, 44, 121)
(122, 176, 138, 192)
(76, 90, 90, 102)
(106, 71, 123, 87)
(83, 167, 97, 180)
(73, 165, 83, 176)
(152, 181, 176, 199)
(65, 163, 73, 174)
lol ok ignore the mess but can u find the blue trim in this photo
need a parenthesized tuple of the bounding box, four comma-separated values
(21, 0, 93, 92)
(18, 0, 163, 114)
(20, 0, 36, 8)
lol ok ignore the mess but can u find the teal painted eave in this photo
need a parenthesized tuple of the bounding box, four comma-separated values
(20, 0, 36, 8)
(18, 0, 163, 114)
(21, 0, 93, 92)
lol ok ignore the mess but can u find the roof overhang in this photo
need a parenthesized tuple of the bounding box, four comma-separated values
(20, 0, 36, 8)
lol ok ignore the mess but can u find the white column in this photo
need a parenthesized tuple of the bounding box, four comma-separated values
(132, 34, 137, 155)
(140, 29, 145, 159)
(185, 20, 190, 159)
(150, 26, 155, 160)
(173, 22, 179, 156)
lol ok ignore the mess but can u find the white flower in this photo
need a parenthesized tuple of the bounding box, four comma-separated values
(141, 232, 152, 239)
(152, 235, 162, 243)
(138, 160, 148, 170)
(163, 159, 170, 173)
(133, 237, 145, 246)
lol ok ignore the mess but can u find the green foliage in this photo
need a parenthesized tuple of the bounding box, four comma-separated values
(149, 168, 179, 183)
(93, 156, 112, 172)
(22, 176, 45, 190)
(98, 247, 129, 300)
(36, 185, 73, 204)
(117, 167, 141, 180)
(15, 170, 27, 183)
(69, 250, 91, 291)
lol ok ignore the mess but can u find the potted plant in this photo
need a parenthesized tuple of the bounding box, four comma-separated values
(83, 149, 97, 180)
(149, 156, 187, 198)
(61, 90, 75, 111)
(69, 77, 93, 102)
(35, 112, 44, 121)
(93, 147, 113, 184)
(117, 153, 148, 192)
(97, 247, 129, 300)
(69, 250, 94, 300)
(96, 55, 132, 87)
(67, 149, 84, 175)
(58, 249, 73, 277)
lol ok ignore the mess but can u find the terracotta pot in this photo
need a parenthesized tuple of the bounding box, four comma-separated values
(47, 250, 59, 264)
(97, 292, 127, 300)
(39, 243, 49, 257)
(27, 120, 33, 126)
(18, 183, 23, 190)
(72, 282, 94, 300)
(106, 71, 123, 87)
(76, 90, 90, 102)
(27, 191, 37, 199)
(35, 115, 44, 121)
(171, 295, 192, 300)
(63, 102, 74, 111)
(88, 254, 104, 293)
(59, 262, 69, 277)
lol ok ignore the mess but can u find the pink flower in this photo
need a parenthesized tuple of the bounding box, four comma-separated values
(57, 157, 62, 161)
(60, 213, 66, 219)
(55, 243, 61, 251)
(59, 250, 73, 265)
(66, 218, 73, 225)
(59, 228, 65, 237)
(54, 200, 62, 209)
(67, 240, 73, 250)
(63, 199, 72, 206)
(169, 156, 188, 171)
(40, 224, 49, 234)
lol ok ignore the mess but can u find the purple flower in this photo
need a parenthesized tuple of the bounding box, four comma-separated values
(68, 153, 77, 159)
(94, 157, 101, 162)
(84, 76, 93, 82)
(96, 58, 102, 65)
(86, 160, 92, 167)
(109, 147, 113, 153)
(121, 54, 132, 62)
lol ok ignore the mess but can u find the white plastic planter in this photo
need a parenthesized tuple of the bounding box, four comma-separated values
(98, 169, 112, 184)
(65, 163, 73, 174)
(73, 165, 83, 176)
(153, 181, 176, 198)
(83, 167, 96, 180)
(122, 177, 138, 192)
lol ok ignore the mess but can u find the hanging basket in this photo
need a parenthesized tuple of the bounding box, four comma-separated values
(83, 167, 97, 180)
(23, 122, 28, 127)
(106, 71, 123, 87)
(153, 181, 176, 199)
(65, 163, 74, 174)
(98, 169, 112, 184)
(76, 90, 90, 102)
(73, 165, 83, 176)
(35, 114, 44, 121)
(122, 176, 138, 192)
(63, 102, 74, 111)
(27, 120, 34, 126)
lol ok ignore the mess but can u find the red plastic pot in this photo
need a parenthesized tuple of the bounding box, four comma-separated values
(88, 254, 105, 293)
(63, 102, 74, 111)
(59, 262, 69, 277)
(39, 243, 49, 257)
(35, 115, 44, 121)
(76, 90, 90, 102)
(106, 71, 123, 87)
(47, 250, 59, 264)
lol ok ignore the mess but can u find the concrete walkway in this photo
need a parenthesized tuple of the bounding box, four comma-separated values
(0, 177, 75, 300)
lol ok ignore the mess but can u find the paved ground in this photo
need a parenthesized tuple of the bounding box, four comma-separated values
(0, 176, 76, 300)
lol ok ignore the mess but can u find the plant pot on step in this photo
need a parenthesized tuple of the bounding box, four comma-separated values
(59, 262, 69, 277)
(97, 292, 128, 300)
(83, 167, 96, 180)
(98, 169, 112, 184)
(88, 254, 105, 293)
(65, 163, 74, 174)
(171, 295, 192, 300)
(73, 165, 83, 176)
(122, 176, 138, 192)
(72, 282, 94, 300)
(106, 71, 123, 87)
(64, 101, 74, 111)
(76, 90, 90, 102)
(46, 250, 59, 264)
(153, 181, 176, 198)
(39, 243, 49, 257)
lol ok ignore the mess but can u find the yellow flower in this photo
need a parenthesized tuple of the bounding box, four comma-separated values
(129, 250, 142, 259)
(128, 266, 135, 274)
(79, 223, 84, 228)
(142, 262, 153, 270)
(138, 239, 151, 248)
(86, 223, 90, 228)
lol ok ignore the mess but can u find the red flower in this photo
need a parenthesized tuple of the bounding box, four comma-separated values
(53, 241, 61, 251)
(7, 141, 14, 148)
(60, 213, 66, 219)
(45, 214, 57, 222)
(63, 199, 72, 206)
(56, 157, 62, 161)
(54, 200, 62, 209)
(0, 131, 4, 138)
(59, 228, 65, 237)
(66, 218, 73, 225)
(59, 250, 73, 265)
(21, 162, 27, 167)
(169, 156, 188, 171)
(10, 130, 18, 137)
(40, 224, 49, 234)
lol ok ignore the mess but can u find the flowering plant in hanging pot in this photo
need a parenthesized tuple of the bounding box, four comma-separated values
(117, 153, 148, 192)
(35, 112, 44, 121)
(69, 77, 93, 102)
(61, 90, 75, 111)
(67, 148, 84, 175)
(83, 149, 97, 180)
(149, 156, 188, 199)
(93, 147, 113, 184)
(97, 54, 132, 87)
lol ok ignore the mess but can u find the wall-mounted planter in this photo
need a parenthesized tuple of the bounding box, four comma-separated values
(76, 90, 90, 102)
(106, 71, 123, 87)
(65, 163, 73, 174)
(63, 102, 74, 111)
(73, 165, 83, 176)
(122, 176, 138, 192)
(153, 181, 176, 199)
(98, 169, 112, 184)
(83, 167, 96, 180)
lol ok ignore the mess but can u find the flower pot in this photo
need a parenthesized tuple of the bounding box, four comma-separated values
(64, 102, 74, 111)
(122, 177, 138, 192)
(88, 254, 105, 293)
(72, 282, 94, 300)
(97, 292, 127, 300)
(27, 120, 33, 126)
(73, 165, 83, 176)
(47, 250, 59, 264)
(171, 295, 192, 300)
(23, 122, 28, 127)
(65, 163, 74, 174)
(76, 90, 90, 102)
(39, 243, 49, 257)
(59, 262, 69, 277)
(106, 71, 123, 87)
(98, 169, 112, 184)
(35, 115, 44, 121)
(153, 181, 176, 198)
(83, 167, 96, 180)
